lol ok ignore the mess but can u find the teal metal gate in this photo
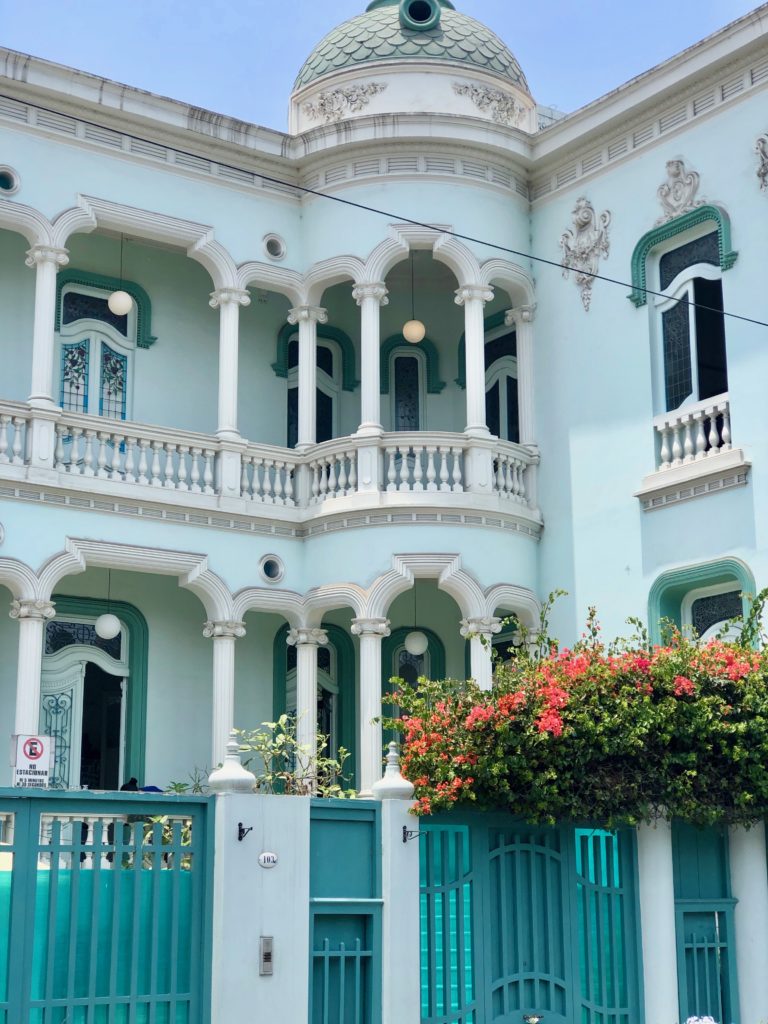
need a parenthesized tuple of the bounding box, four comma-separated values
(0, 789, 213, 1024)
(420, 815, 643, 1024)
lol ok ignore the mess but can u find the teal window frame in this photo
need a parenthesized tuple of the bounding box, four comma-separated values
(272, 323, 358, 392)
(56, 269, 156, 349)
(380, 335, 445, 395)
(48, 594, 149, 785)
(627, 205, 738, 309)
(647, 558, 755, 644)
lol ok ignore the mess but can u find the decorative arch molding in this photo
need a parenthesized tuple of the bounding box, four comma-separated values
(235, 581, 367, 628)
(236, 261, 304, 307)
(647, 557, 755, 643)
(456, 309, 509, 389)
(304, 255, 366, 307)
(38, 539, 234, 621)
(363, 223, 480, 286)
(65, 196, 239, 291)
(271, 621, 358, 786)
(55, 268, 157, 349)
(485, 583, 540, 629)
(479, 258, 536, 307)
(272, 322, 358, 391)
(380, 334, 445, 394)
(50, 594, 149, 784)
(0, 197, 55, 247)
(364, 553, 486, 621)
(628, 204, 738, 308)
(0, 557, 41, 601)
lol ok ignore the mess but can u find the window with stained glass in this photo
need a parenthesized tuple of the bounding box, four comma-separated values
(393, 355, 421, 431)
(60, 340, 89, 413)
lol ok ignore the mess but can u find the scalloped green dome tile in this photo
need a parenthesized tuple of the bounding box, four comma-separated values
(293, 4, 529, 93)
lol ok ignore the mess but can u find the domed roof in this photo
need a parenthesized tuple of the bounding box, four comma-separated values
(293, 0, 530, 94)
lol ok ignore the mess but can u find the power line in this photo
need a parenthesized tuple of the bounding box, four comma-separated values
(5, 90, 765, 328)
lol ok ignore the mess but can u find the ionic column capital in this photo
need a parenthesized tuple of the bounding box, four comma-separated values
(351, 617, 391, 639)
(203, 620, 246, 639)
(505, 304, 537, 327)
(352, 282, 389, 307)
(288, 305, 328, 326)
(25, 246, 69, 270)
(10, 599, 56, 622)
(460, 616, 503, 640)
(209, 288, 251, 310)
(455, 285, 494, 307)
(287, 627, 329, 647)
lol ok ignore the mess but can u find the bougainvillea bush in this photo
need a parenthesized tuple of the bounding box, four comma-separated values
(384, 594, 768, 825)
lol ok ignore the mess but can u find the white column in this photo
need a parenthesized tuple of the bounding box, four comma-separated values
(460, 616, 502, 691)
(505, 304, 537, 444)
(26, 246, 69, 408)
(636, 819, 680, 1024)
(288, 306, 328, 451)
(455, 285, 493, 437)
(287, 627, 328, 774)
(209, 288, 251, 441)
(203, 619, 246, 770)
(10, 599, 56, 737)
(730, 822, 768, 1024)
(351, 616, 391, 796)
(353, 283, 388, 437)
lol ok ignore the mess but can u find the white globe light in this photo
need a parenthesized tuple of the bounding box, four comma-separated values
(95, 613, 121, 640)
(404, 630, 429, 656)
(402, 319, 426, 344)
(107, 290, 133, 316)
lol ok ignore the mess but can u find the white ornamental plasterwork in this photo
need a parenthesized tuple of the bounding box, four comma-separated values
(559, 197, 611, 312)
(756, 134, 768, 192)
(303, 83, 388, 124)
(656, 159, 706, 224)
(452, 83, 527, 128)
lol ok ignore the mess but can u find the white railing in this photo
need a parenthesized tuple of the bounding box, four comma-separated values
(0, 401, 30, 466)
(308, 441, 358, 503)
(654, 393, 732, 471)
(493, 441, 534, 503)
(54, 414, 218, 492)
(242, 446, 298, 506)
(383, 434, 464, 493)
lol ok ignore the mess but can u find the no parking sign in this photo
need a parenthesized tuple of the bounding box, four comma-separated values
(12, 734, 54, 788)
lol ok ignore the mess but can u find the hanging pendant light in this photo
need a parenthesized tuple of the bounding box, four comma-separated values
(95, 569, 121, 640)
(402, 251, 426, 344)
(404, 578, 429, 656)
(108, 235, 133, 316)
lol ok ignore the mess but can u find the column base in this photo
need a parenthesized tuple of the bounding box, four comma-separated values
(355, 423, 384, 439)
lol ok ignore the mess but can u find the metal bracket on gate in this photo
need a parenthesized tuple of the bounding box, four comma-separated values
(238, 822, 253, 842)
(403, 826, 426, 843)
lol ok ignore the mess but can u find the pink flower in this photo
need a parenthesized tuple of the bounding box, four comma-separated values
(674, 675, 695, 697)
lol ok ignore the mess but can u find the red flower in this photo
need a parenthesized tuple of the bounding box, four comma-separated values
(673, 675, 695, 697)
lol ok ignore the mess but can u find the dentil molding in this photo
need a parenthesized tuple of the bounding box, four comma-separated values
(559, 198, 611, 312)
(304, 83, 388, 125)
(656, 159, 706, 224)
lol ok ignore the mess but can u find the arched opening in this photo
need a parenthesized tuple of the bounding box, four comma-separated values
(0, 227, 37, 403)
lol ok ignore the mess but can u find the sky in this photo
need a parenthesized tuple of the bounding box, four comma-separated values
(0, 0, 761, 131)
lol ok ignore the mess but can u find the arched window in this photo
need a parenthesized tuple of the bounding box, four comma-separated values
(648, 558, 753, 644)
(389, 348, 427, 431)
(484, 327, 519, 443)
(57, 283, 136, 420)
(653, 231, 728, 413)
(286, 338, 340, 447)
(681, 582, 744, 641)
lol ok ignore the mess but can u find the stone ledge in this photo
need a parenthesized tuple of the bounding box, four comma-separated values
(635, 449, 751, 511)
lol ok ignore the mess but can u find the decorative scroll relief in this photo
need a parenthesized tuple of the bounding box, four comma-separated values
(756, 135, 768, 192)
(559, 197, 611, 312)
(656, 159, 706, 224)
(452, 82, 527, 127)
(303, 82, 387, 124)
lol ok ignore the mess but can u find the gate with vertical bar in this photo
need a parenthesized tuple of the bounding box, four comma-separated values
(0, 789, 213, 1024)
(419, 813, 644, 1024)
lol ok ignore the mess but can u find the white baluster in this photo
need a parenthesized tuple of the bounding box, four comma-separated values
(327, 457, 337, 498)
(240, 455, 250, 498)
(11, 419, 24, 465)
(412, 446, 424, 492)
(202, 450, 215, 494)
(708, 410, 720, 454)
(510, 459, 521, 501)
(177, 446, 189, 491)
(496, 455, 505, 494)
(337, 454, 347, 496)
(110, 435, 125, 481)
(438, 448, 450, 492)
(251, 458, 263, 502)
(262, 460, 274, 504)
(163, 444, 176, 488)
(274, 462, 285, 505)
(386, 447, 397, 492)
(451, 447, 463, 492)
(694, 415, 707, 460)
(347, 452, 357, 494)
(721, 405, 732, 451)
(123, 438, 136, 483)
(318, 460, 328, 501)
(517, 461, 527, 505)
(137, 439, 150, 485)
(190, 447, 202, 493)
(83, 430, 96, 477)
(671, 424, 683, 467)
(150, 441, 163, 486)
(69, 427, 83, 475)
(682, 419, 694, 463)
(54, 424, 66, 470)
(0, 416, 9, 464)
(426, 447, 437, 492)
(659, 428, 671, 470)
(284, 464, 295, 506)
(96, 432, 109, 478)
(311, 462, 320, 504)
(398, 447, 410, 492)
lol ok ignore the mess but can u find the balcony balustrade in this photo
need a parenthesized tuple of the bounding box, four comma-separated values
(653, 393, 732, 471)
(0, 400, 541, 521)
